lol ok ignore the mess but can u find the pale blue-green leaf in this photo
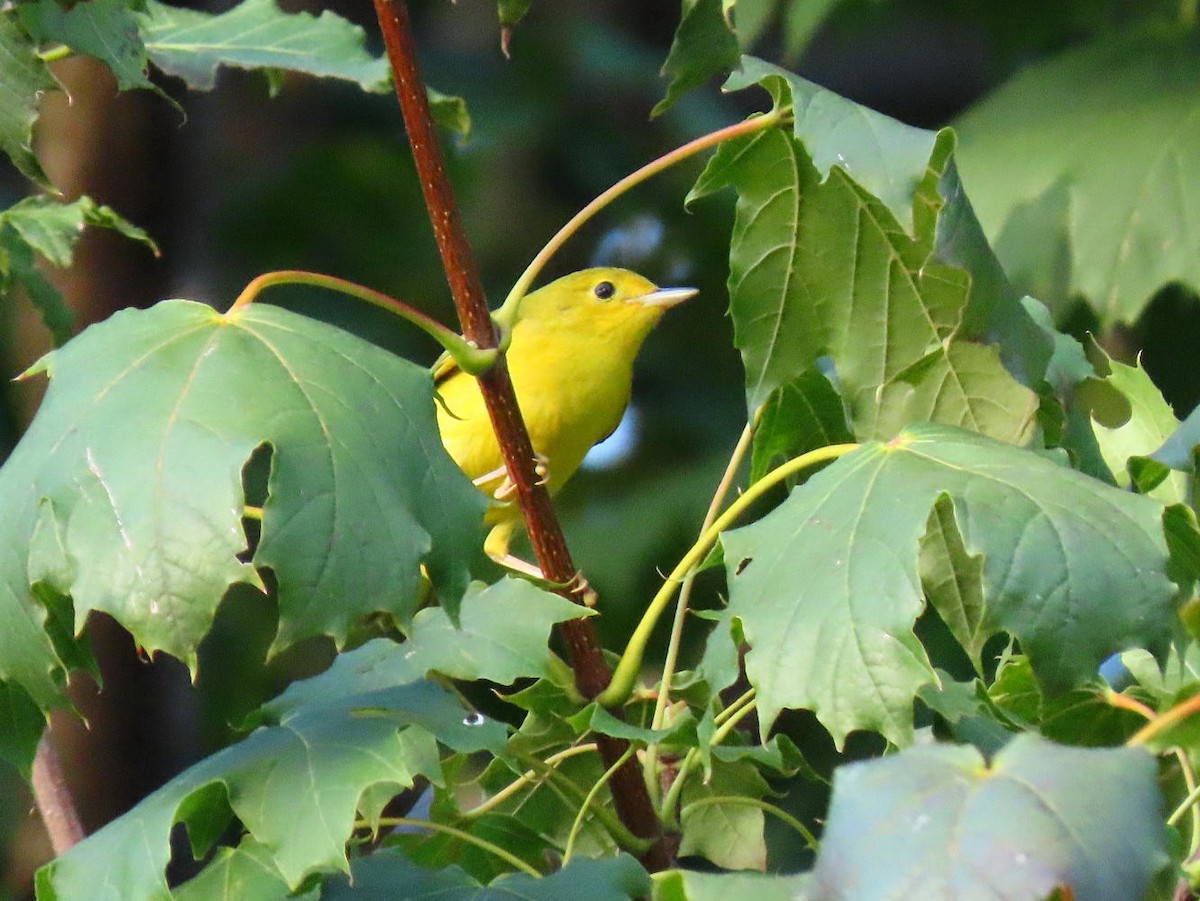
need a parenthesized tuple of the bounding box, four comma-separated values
(811, 735, 1165, 900)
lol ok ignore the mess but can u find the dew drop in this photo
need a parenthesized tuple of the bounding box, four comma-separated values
(463, 712, 485, 727)
(149, 600, 160, 615)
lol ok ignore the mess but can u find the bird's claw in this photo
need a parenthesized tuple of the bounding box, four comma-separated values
(565, 571, 598, 608)
(480, 454, 551, 501)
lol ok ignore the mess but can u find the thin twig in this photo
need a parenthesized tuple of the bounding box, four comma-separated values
(370, 0, 670, 868)
(32, 732, 85, 855)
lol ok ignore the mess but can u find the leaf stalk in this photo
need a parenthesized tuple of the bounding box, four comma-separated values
(598, 442, 859, 709)
(225, 269, 497, 374)
(365, 816, 541, 876)
(495, 107, 788, 328)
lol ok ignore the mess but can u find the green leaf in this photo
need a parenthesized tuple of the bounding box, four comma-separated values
(988, 655, 1143, 747)
(389, 812, 549, 885)
(749, 368, 853, 484)
(0, 683, 44, 776)
(919, 494, 987, 674)
(1153, 402, 1200, 474)
(1081, 353, 1185, 503)
(652, 869, 811, 901)
(428, 89, 472, 141)
(810, 735, 1165, 900)
(719, 57, 940, 231)
(0, 229, 73, 345)
(2, 195, 155, 268)
(0, 12, 56, 185)
(955, 24, 1200, 323)
(497, 0, 532, 27)
(779, 0, 841, 60)
(566, 703, 695, 746)
(0, 195, 157, 344)
(720, 423, 1177, 745)
(17, 0, 156, 93)
(172, 838, 291, 901)
(0, 300, 485, 727)
(678, 758, 769, 871)
(690, 59, 1046, 428)
(261, 579, 590, 722)
(320, 851, 651, 900)
(652, 0, 740, 118)
(137, 0, 391, 93)
(1122, 643, 1200, 705)
(37, 680, 506, 898)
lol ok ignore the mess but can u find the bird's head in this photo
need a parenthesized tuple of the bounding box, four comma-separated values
(516, 268, 696, 344)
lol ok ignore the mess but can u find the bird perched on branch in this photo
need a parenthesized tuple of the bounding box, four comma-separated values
(435, 267, 695, 581)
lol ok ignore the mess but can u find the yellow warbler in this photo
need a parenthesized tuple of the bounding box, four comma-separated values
(435, 267, 696, 574)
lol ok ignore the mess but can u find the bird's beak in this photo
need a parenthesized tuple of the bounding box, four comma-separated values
(629, 286, 698, 308)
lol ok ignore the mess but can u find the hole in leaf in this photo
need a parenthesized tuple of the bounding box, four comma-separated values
(239, 443, 273, 559)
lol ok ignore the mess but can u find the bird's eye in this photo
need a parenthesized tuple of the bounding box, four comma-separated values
(593, 281, 616, 300)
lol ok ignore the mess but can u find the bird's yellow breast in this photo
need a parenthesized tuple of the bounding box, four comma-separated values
(434, 267, 689, 528)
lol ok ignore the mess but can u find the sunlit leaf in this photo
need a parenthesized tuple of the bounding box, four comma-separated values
(690, 58, 1047, 429)
(720, 423, 1176, 745)
(0, 300, 485, 737)
(137, 0, 390, 92)
(1081, 353, 1185, 502)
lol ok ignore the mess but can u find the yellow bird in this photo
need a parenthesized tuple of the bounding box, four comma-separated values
(435, 267, 696, 577)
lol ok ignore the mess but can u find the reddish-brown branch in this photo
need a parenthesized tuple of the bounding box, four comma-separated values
(32, 732, 85, 855)
(371, 0, 671, 869)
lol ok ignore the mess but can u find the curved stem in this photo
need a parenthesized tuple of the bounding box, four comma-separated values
(645, 421, 754, 800)
(1168, 751, 1200, 826)
(495, 108, 787, 328)
(225, 270, 497, 374)
(1128, 691, 1200, 747)
(365, 816, 540, 877)
(1104, 688, 1155, 721)
(460, 743, 598, 819)
(519, 754, 653, 854)
(714, 687, 757, 727)
(563, 746, 635, 865)
(660, 695, 760, 825)
(37, 45, 73, 63)
(679, 796, 818, 850)
(598, 442, 859, 709)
